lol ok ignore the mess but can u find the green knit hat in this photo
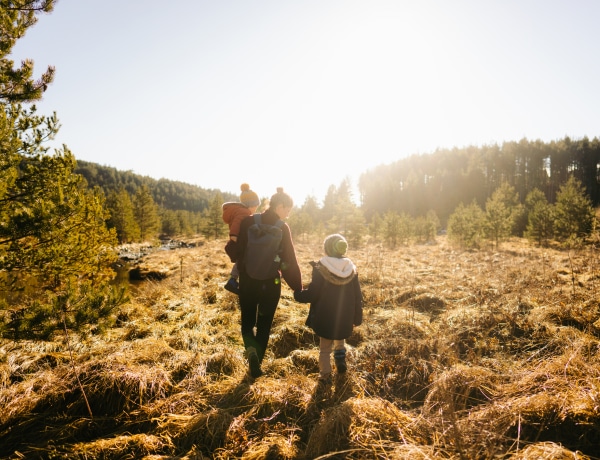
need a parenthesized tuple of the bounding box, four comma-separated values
(324, 234, 348, 258)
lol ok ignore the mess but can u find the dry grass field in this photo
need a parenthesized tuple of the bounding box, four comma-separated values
(2, 235, 600, 459)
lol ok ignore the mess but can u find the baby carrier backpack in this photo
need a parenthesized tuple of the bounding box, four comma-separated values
(244, 214, 284, 280)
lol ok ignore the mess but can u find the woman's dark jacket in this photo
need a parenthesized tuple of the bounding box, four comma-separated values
(294, 257, 363, 340)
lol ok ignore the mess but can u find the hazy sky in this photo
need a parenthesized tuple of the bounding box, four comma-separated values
(10, 1, 600, 205)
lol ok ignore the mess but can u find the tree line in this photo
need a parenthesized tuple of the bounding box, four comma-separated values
(358, 136, 600, 226)
(84, 134, 600, 248)
(75, 161, 239, 243)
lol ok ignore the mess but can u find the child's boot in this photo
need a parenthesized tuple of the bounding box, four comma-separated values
(334, 349, 347, 374)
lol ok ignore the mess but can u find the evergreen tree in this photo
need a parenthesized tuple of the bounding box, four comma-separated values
(320, 184, 338, 224)
(398, 212, 413, 246)
(426, 210, 441, 238)
(335, 178, 356, 233)
(484, 182, 522, 249)
(368, 212, 384, 241)
(291, 195, 320, 242)
(300, 195, 320, 219)
(287, 210, 313, 243)
(524, 188, 553, 247)
(106, 186, 140, 243)
(202, 192, 226, 239)
(0, 2, 125, 339)
(554, 176, 595, 243)
(413, 214, 436, 243)
(320, 178, 358, 235)
(383, 211, 401, 248)
(176, 210, 194, 236)
(0, 1, 55, 103)
(447, 201, 485, 249)
(160, 209, 181, 237)
(133, 184, 160, 241)
(345, 207, 366, 248)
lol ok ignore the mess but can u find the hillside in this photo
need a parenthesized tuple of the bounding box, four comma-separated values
(1, 237, 599, 459)
(75, 160, 237, 212)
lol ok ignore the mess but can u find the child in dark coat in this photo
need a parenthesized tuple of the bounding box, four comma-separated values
(294, 234, 363, 383)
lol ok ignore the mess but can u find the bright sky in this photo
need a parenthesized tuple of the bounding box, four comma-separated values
(10, 0, 600, 205)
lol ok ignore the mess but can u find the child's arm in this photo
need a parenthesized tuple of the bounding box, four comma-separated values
(353, 276, 363, 326)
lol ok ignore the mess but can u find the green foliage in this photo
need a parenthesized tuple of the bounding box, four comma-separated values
(447, 200, 485, 249)
(2, 281, 127, 340)
(553, 176, 595, 244)
(345, 207, 367, 248)
(0, 2, 125, 339)
(484, 182, 523, 249)
(524, 188, 553, 247)
(134, 184, 160, 242)
(413, 210, 439, 244)
(320, 178, 357, 234)
(77, 161, 227, 240)
(382, 211, 412, 247)
(106, 186, 140, 243)
(368, 212, 384, 240)
(202, 192, 227, 239)
(359, 136, 600, 227)
(75, 160, 221, 212)
(369, 210, 438, 247)
(287, 210, 313, 243)
(0, 1, 55, 103)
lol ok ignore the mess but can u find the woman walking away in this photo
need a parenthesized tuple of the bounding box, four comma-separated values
(234, 187, 302, 378)
(294, 233, 363, 385)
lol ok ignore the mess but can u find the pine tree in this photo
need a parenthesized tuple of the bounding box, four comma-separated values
(484, 182, 522, 249)
(383, 211, 401, 248)
(554, 176, 595, 244)
(106, 186, 140, 243)
(368, 212, 384, 241)
(447, 200, 485, 249)
(202, 192, 226, 239)
(133, 184, 160, 242)
(159, 209, 180, 237)
(287, 210, 313, 243)
(291, 195, 320, 242)
(524, 188, 553, 247)
(345, 207, 366, 248)
(0, 2, 125, 339)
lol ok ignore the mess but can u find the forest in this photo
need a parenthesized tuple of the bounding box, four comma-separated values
(358, 136, 600, 224)
(74, 136, 600, 248)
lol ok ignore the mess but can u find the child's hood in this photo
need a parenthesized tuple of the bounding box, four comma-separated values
(317, 256, 357, 284)
(222, 201, 250, 223)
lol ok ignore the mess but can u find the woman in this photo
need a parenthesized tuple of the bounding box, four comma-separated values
(234, 187, 302, 378)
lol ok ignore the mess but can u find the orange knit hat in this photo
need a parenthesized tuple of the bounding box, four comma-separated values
(240, 183, 259, 207)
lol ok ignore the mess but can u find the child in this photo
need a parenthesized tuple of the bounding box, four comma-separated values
(294, 234, 363, 384)
(222, 183, 260, 294)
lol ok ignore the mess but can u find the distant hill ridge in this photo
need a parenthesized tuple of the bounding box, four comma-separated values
(75, 160, 236, 213)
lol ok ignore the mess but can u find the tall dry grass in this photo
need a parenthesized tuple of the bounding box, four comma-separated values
(1, 236, 599, 459)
